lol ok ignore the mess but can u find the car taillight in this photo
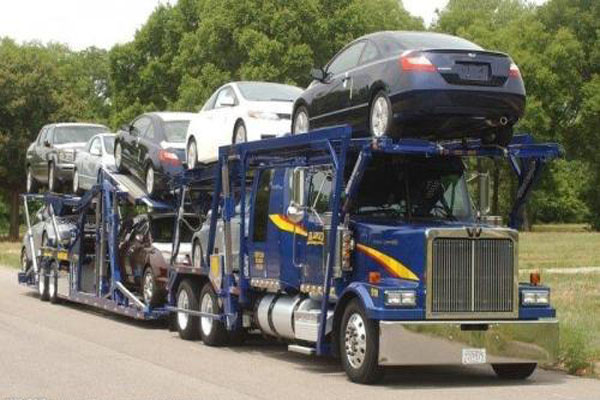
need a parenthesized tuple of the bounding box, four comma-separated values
(509, 62, 521, 78)
(158, 150, 181, 166)
(399, 53, 436, 72)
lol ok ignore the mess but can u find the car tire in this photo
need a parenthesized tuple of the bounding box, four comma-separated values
(72, 169, 83, 195)
(369, 91, 393, 138)
(48, 162, 59, 193)
(26, 166, 39, 193)
(38, 264, 49, 301)
(21, 247, 30, 273)
(49, 260, 59, 304)
(292, 105, 310, 135)
(233, 121, 247, 144)
(145, 165, 156, 197)
(339, 299, 384, 384)
(141, 266, 161, 307)
(187, 138, 198, 170)
(176, 279, 200, 341)
(114, 142, 126, 173)
(492, 363, 537, 380)
(199, 283, 229, 346)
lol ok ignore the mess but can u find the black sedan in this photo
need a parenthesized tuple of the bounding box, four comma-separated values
(114, 112, 195, 196)
(291, 31, 526, 145)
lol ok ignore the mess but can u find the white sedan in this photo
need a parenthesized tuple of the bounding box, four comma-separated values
(185, 81, 303, 166)
(72, 133, 116, 194)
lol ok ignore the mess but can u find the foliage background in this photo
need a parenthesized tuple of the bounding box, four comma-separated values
(1, 0, 599, 238)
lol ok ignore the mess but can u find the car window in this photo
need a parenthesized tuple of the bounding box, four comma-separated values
(54, 126, 108, 144)
(214, 87, 238, 109)
(388, 32, 483, 53)
(89, 137, 102, 155)
(103, 136, 115, 154)
(132, 117, 151, 137)
(163, 121, 190, 143)
(359, 41, 379, 65)
(47, 128, 55, 144)
(237, 82, 302, 102)
(143, 123, 156, 140)
(327, 41, 366, 76)
(37, 127, 48, 145)
(202, 92, 218, 111)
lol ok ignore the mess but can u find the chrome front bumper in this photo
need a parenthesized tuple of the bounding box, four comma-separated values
(378, 319, 558, 366)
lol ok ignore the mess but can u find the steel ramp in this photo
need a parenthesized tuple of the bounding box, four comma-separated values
(101, 169, 174, 210)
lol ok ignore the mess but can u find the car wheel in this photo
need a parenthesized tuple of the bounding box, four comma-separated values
(72, 169, 83, 195)
(369, 91, 393, 137)
(233, 121, 247, 144)
(340, 299, 384, 384)
(199, 283, 229, 346)
(492, 363, 537, 380)
(145, 165, 156, 196)
(115, 142, 126, 173)
(176, 279, 200, 340)
(292, 105, 310, 134)
(49, 260, 59, 304)
(192, 240, 203, 269)
(26, 166, 39, 193)
(38, 264, 49, 301)
(48, 162, 58, 193)
(141, 266, 161, 307)
(187, 139, 198, 170)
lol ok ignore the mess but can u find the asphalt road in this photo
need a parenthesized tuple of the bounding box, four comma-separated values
(1, 266, 599, 400)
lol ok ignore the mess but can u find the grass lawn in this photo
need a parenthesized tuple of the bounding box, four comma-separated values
(1, 228, 598, 375)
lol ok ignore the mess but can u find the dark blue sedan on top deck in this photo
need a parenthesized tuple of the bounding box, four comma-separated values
(291, 31, 526, 146)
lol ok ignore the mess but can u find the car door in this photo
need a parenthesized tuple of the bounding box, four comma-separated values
(128, 117, 152, 177)
(29, 127, 47, 181)
(311, 41, 366, 128)
(138, 118, 160, 172)
(84, 137, 103, 187)
(39, 127, 56, 183)
(347, 39, 382, 130)
(207, 86, 238, 151)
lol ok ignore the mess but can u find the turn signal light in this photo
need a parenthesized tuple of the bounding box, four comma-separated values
(530, 270, 541, 286)
(399, 53, 436, 72)
(159, 150, 182, 166)
(368, 271, 381, 284)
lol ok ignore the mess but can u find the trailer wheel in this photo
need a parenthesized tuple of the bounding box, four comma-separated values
(176, 279, 200, 340)
(199, 283, 229, 346)
(492, 363, 537, 380)
(49, 260, 59, 304)
(21, 247, 30, 273)
(339, 299, 384, 384)
(38, 265, 49, 301)
(141, 266, 161, 307)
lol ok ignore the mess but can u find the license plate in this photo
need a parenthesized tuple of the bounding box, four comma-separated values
(457, 63, 489, 81)
(462, 348, 486, 364)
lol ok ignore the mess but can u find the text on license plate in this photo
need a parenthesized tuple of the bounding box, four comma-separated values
(462, 348, 486, 364)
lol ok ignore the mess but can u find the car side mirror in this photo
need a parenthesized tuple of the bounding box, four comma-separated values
(90, 148, 101, 157)
(310, 67, 327, 82)
(44, 140, 51, 148)
(287, 167, 306, 223)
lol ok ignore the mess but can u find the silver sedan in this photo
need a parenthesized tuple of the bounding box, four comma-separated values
(72, 134, 116, 194)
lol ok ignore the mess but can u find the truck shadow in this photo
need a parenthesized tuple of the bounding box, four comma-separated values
(231, 335, 567, 389)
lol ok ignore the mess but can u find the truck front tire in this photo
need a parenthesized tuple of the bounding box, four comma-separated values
(339, 299, 384, 384)
(492, 363, 537, 380)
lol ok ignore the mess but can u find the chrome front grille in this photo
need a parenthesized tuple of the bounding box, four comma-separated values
(427, 232, 517, 319)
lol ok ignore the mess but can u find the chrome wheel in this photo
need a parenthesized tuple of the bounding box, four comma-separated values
(234, 124, 247, 143)
(200, 290, 214, 337)
(193, 241, 202, 269)
(187, 140, 197, 170)
(145, 166, 155, 194)
(344, 312, 367, 369)
(73, 170, 79, 194)
(177, 289, 190, 330)
(115, 143, 122, 169)
(143, 270, 154, 305)
(293, 108, 309, 134)
(370, 95, 390, 137)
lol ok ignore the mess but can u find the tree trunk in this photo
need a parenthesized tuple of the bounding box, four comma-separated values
(9, 190, 20, 241)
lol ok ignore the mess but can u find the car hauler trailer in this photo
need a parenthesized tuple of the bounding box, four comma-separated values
(18, 169, 173, 320)
(168, 125, 562, 383)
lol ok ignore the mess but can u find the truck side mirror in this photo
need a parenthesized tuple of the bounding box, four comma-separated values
(479, 172, 491, 216)
(287, 167, 306, 223)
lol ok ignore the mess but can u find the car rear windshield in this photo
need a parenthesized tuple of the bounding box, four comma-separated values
(381, 32, 483, 55)
(151, 215, 199, 243)
(54, 126, 109, 144)
(237, 82, 302, 102)
(164, 121, 190, 143)
(103, 136, 115, 154)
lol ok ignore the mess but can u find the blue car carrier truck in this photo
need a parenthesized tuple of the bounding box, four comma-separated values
(166, 125, 562, 383)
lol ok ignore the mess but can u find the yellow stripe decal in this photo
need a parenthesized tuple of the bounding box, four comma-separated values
(356, 243, 419, 281)
(269, 214, 308, 237)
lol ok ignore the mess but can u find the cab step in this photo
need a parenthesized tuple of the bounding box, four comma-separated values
(288, 344, 315, 355)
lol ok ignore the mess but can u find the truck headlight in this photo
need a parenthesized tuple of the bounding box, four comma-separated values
(521, 289, 550, 306)
(58, 150, 75, 163)
(384, 290, 416, 307)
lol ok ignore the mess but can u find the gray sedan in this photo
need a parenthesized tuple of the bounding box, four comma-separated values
(72, 134, 116, 194)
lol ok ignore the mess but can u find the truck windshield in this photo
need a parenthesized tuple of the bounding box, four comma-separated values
(351, 155, 474, 222)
